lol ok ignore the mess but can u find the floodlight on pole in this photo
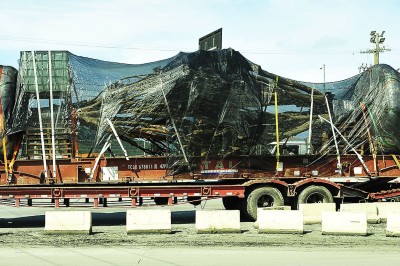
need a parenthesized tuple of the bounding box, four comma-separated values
(361, 30, 391, 65)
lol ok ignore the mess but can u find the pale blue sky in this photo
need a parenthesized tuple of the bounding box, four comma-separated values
(1, 0, 399, 82)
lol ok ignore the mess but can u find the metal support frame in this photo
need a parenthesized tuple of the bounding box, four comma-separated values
(360, 102, 377, 174)
(0, 184, 246, 203)
(307, 87, 314, 154)
(48, 51, 57, 180)
(158, 72, 189, 163)
(325, 94, 341, 172)
(90, 135, 112, 180)
(31, 51, 48, 180)
(319, 115, 370, 175)
(106, 118, 129, 160)
(274, 76, 280, 172)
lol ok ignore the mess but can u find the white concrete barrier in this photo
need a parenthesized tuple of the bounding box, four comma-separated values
(258, 210, 303, 234)
(340, 203, 380, 224)
(126, 209, 171, 234)
(254, 206, 292, 229)
(386, 213, 400, 237)
(322, 211, 368, 236)
(196, 210, 240, 233)
(299, 203, 336, 224)
(45, 211, 92, 234)
(376, 202, 400, 221)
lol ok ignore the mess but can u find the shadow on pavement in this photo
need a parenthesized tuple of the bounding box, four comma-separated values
(0, 209, 251, 228)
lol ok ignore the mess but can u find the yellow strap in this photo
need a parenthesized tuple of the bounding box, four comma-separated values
(392, 154, 400, 170)
(0, 67, 8, 177)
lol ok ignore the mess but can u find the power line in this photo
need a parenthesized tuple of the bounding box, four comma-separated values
(0, 35, 377, 55)
(1, 35, 399, 56)
(0, 35, 186, 52)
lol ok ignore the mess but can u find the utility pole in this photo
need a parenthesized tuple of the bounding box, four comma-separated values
(360, 31, 390, 65)
(320, 64, 326, 92)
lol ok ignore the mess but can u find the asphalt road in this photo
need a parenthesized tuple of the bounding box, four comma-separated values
(1, 198, 400, 266)
(1, 246, 400, 266)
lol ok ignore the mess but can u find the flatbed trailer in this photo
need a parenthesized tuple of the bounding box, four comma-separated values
(1, 154, 400, 221)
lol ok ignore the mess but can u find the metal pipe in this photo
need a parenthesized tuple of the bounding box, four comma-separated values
(307, 87, 314, 154)
(31, 51, 48, 180)
(274, 76, 280, 171)
(106, 118, 129, 160)
(90, 136, 111, 180)
(319, 115, 370, 175)
(159, 72, 189, 163)
(325, 94, 341, 172)
(360, 102, 377, 174)
(48, 51, 57, 179)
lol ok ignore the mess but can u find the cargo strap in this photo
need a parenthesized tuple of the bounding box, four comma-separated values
(392, 155, 400, 170)
(0, 67, 8, 179)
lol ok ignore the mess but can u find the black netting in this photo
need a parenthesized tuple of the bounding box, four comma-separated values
(4, 49, 400, 168)
(0, 65, 18, 158)
(331, 64, 400, 153)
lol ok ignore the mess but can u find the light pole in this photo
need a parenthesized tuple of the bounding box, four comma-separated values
(361, 31, 390, 65)
(320, 64, 326, 92)
(372, 31, 385, 64)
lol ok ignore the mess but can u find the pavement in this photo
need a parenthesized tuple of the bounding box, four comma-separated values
(1, 198, 400, 266)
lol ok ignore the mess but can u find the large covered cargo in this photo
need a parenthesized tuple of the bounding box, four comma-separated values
(9, 50, 400, 163)
(1, 49, 400, 221)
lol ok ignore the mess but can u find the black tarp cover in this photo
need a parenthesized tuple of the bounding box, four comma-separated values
(7, 49, 400, 167)
(0, 65, 18, 158)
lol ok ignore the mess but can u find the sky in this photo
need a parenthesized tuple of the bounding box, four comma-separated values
(0, 0, 399, 82)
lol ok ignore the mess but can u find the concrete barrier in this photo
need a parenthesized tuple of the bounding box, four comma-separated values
(340, 203, 380, 224)
(322, 212, 368, 236)
(258, 210, 303, 234)
(45, 211, 92, 234)
(196, 210, 240, 233)
(299, 203, 336, 224)
(386, 213, 400, 237)
(376, 202, 400, 221)
(126, 209, 171, 234)
(254, 206, 292, 229)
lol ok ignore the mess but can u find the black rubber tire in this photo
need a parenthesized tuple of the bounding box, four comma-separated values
(222, 197, 241, 210)
(242, 187, 284, 221)
(297, 185, 334, 205)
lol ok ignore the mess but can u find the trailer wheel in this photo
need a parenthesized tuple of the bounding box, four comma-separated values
(222, 197, 240, 210)
(243, 187, 284, 221)
(297, 185, 334, 205)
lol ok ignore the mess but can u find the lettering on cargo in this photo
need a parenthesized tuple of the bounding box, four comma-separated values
(127, 164, 167, 170)
(201, 160, 235, 170)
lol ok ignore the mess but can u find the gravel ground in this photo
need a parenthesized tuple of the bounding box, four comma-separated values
(1, 223, 400, 249)
(1, 198, 400, 249)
